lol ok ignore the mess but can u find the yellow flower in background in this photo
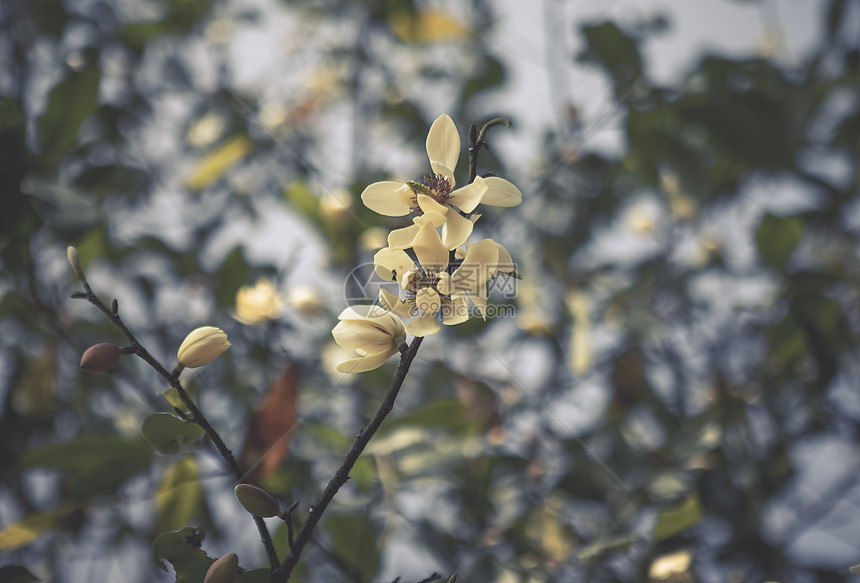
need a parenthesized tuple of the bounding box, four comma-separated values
(286, 285, 322, 316)
(234, 279, 286, 325)
(360, 114, 522, 250)
(177, 326, 230, 368)
(389, 10, 471, 43)
(331, 306, 406, 373)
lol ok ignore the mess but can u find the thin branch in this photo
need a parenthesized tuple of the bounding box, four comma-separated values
(272, 337, 424, 582)
(72, 277, 281, 571)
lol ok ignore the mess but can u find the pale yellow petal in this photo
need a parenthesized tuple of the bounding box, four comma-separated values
(452, 239, 499, 290)
(416, 193, 449, 216)
(415, 210, 447, 228)
(441, 210, 475, 250)
(361, 181, 413, 216)
(332, 320, 394, 352)
(387, 225, 421, 250)
(412, 223, 449, 273)
(430, 161, 455, 187)
(336, 306, 405, 338)
(436, 271, 453, 295)
(415, 288, 441, 315)
(442, 293, 469, 325)
(379, 289, 415, 318)
(470, 288, 488, 321)
(405, 314, 441, 337)
(374, 247, 415, 281)
(395, 183, 417, 209)
(490, 239, 515, 273)
(426, 114, 460, 175)
(447, 176, 487, 213)
(336, 349, 397, 373)
(481, 177, 522, 207)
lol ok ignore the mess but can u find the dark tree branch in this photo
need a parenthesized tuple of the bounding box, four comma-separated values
(71, 275, 280, 571)
(272, 337, 424, 582)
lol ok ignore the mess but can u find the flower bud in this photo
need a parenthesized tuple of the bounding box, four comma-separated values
(80, 343, 122, 372)
(204, 552, 238, 583)
(176, 326, 230, 368)
(67, 246, 85, 282)
(234, 484, 281, 518)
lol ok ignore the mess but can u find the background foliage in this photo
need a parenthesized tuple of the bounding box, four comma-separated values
(1, 0, 859, 581)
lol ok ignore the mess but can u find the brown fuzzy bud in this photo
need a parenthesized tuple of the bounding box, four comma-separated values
(204, 552, 238, 583)
(80, 343, 122, 372)
(234, 484, 281, 518)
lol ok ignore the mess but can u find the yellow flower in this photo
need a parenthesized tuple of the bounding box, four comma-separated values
(331, 306, 406, 373)
(234, 279, 285, 325)
(375, 224, 510, 336)
(360, 114, 522, 250)
(287, 285, 322, 316)
(177, 326, 231, 368)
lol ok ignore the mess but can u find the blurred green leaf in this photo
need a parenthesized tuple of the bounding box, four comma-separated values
(577, 534, 637, 561)
(160, 388, 190, 413)
(21, 435, 153, 498)
(214, 246, 251, 307)
(325, 513, 380, 581)
(579, 21, 641, 88)
(152, 527, 269, 582)
(653, 495, 702, 542)
(284, 181, 322, 227)
(461, 55, 505, 104)
(0, 510, 69, 552)
(0, 565, 40, 583)
(153, 527, 211, 580)
(156, 457, 203, 534)
(756, 213, 803, 266)
(186, 135, 252, 190)
(141, 413, 205, 455)
(37, 65, 101, 164)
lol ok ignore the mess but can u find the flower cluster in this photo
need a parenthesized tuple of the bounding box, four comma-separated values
(332, 115, 521, 372)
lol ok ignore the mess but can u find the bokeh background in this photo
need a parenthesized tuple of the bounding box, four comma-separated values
(2, 0, 860, 581)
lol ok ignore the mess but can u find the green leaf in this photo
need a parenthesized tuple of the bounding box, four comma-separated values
(0, 511, 69, 552)
(577, 534, 638, 561)
(159, 387, 189, 412)
(653, 496, 702, 542)
(141, 413, 205, 455)
(756, 213, 803, 266)
(284, 181, 322, 227)
(152, 527, 212, 581)
(37, 65, 101, 163)
(156, 457, 202, 533)
(21, 435, 153, 498)
(579, 22, 641, 88)
(325, 513, 380, 581)
(152, 527, 268, 582)
(0, 565, 40, 583)
(214, 246, 250, 307)
(461, 55, 505, 104)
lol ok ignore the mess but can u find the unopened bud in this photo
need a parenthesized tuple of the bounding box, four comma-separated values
(234, 484, 281, 518)
(176, 326, 230, 368)
(67, 246, 85, 282)
(204, 552, 238, 583)
(80, 343, 122, 372)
